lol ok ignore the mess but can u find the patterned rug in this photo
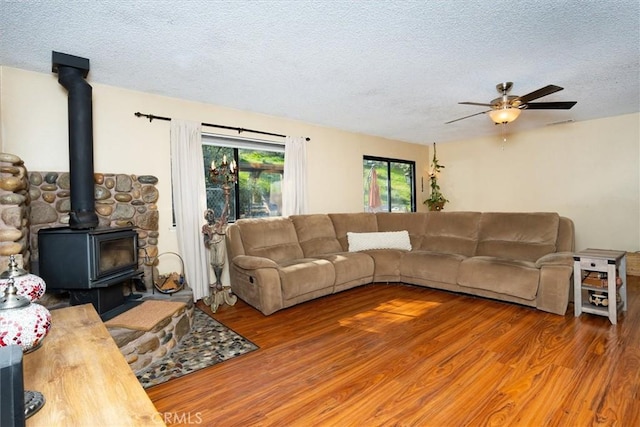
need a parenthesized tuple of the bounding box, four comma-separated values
(137, 308, 258, 388)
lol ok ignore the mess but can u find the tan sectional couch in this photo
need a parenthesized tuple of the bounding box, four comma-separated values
(225, 212, 575, 316)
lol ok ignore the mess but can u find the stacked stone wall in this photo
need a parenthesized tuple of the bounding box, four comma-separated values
(0, 153, 31, 272)
(29, 172, 160, 267)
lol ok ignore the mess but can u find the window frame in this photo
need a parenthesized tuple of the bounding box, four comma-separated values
(363, 155, 417, 213)
(202, 133, 285, 222)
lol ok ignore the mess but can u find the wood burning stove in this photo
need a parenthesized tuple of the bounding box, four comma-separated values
(38, 227, 138, 289)
(38, 227, 140, 314)
(37, 52, 142, 316)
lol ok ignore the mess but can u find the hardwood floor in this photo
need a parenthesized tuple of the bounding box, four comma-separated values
(147, 277, 640, 426)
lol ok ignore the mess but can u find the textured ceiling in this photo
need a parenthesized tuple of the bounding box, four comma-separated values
(1, 0, 639, 145)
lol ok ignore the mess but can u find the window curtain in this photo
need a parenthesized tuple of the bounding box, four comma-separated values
(282, 136, 308, 217)
(170, 119, 210, 301)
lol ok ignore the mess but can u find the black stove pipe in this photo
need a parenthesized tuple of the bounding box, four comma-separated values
(52, 52, 99, 229)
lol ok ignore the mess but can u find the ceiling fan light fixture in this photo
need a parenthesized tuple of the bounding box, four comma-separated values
(488, 107, 521, 124)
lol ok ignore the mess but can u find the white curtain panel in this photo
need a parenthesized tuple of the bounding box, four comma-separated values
(169, 119, 210, 301)
(282, 136, 309, 217)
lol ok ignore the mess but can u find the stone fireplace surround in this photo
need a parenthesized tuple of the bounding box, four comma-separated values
(0, 151, 161, 275)
(0, 152, 197, 374)
(0, 153, 30, 271)
(29, 169, 162, 309)
(29, 170, 160, 265)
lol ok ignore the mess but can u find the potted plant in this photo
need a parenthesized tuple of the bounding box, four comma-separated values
(424, 143, 448, 211)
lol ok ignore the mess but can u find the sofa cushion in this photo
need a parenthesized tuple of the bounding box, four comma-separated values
(420, 212, 481, 257)
(291, 214, 342, 257)
(476, 212, 559, 262)
(376, 212, 428, 249)
(236, 217, 304, 262)
(278, 258, 335, 299)
(361, 249, 404, 282)
(347, 231, 412, 252)
(401, 251, 466, 284)
(313, 252, 375, 289)
(329, 213, 378, 251)
(457, 256, 540, 300)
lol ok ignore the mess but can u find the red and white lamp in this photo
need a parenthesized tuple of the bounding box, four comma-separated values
(0, 256, 51, 353)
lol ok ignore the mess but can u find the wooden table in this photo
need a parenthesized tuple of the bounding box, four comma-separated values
(23, 304, 166, 426)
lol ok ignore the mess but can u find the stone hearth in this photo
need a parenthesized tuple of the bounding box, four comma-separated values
(40, 285, 195, 376)
(107, 289, 195, 374)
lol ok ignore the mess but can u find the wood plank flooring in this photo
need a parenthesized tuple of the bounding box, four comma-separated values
(147, 277, 640, 426)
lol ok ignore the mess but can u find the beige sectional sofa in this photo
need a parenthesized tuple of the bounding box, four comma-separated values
(225, 212, 575, 316)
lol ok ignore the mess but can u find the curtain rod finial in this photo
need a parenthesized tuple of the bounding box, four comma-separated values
(134, 112, 154, 122)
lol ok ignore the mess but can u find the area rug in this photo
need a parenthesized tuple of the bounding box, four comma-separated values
(104, 300, 186, 331)
(136, 308, 258, 388)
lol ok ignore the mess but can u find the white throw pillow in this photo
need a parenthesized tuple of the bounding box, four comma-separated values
(347, 231, 412, 252)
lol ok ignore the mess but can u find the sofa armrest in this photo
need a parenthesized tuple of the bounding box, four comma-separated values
(535, 251, 574, 268)
(534, 252, 575, 315)
(232, 255, 279, 270)
(536, 263, 573, 315)
(229, 256, 283, 315)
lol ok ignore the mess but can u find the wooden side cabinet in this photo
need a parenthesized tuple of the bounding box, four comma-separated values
(573, 248, 627, 325)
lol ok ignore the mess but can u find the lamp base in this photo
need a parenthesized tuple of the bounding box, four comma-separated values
(24, 390, 45, 419)
(203, 285, 237, 313)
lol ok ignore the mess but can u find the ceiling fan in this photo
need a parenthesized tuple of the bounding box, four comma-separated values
(445, 82, 577, 125)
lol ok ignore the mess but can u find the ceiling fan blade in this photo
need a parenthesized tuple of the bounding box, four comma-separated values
(515, 85, 564, 104)
(523, 101, 577, 110)
(445, 110, 491, 124)
(459, 101, 494, 107)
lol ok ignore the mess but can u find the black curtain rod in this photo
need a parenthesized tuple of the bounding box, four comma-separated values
(134, 112, 310, 141)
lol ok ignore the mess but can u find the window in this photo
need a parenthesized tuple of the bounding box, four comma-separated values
(363, 156, 415, 212)
(202, 135, 285, 221)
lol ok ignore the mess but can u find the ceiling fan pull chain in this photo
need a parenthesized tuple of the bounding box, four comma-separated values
(501, 123, 507, 150)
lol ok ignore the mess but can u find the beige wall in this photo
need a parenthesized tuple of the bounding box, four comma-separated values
(436, 113, 640, 251)
(1, 66, 638, 256)
(0, 66, 430, 258)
